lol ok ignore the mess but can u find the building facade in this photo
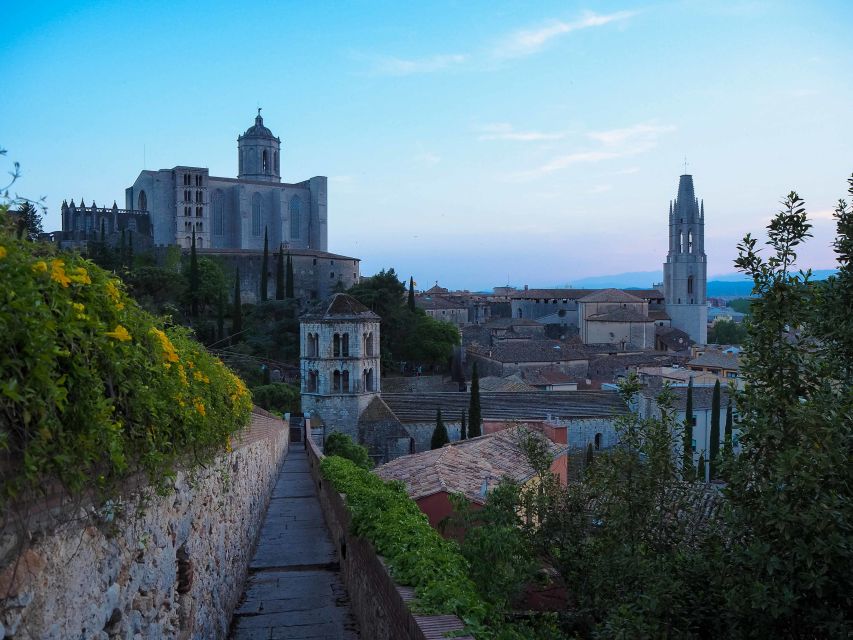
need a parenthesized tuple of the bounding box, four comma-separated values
(123, 111, 327, 251)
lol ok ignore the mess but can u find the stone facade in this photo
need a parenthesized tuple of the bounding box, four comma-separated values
(300, 294, 381, 441)
(0, 413, 287, 640)
(56, 200, 153, 253)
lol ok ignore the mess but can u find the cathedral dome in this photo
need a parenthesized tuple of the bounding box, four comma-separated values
(241, 111, 276, 139)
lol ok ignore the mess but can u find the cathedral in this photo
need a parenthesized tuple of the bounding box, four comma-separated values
(125, 110, 327, 251)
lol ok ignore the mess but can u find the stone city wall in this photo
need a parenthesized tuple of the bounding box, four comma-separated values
(306, 437, 474, 640)
(0, 411, 288, 640)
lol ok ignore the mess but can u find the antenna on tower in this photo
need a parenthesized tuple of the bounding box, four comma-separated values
(683, 156, 689, 174)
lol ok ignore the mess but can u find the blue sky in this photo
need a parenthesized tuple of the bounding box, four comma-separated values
(3, 1, 852, 290)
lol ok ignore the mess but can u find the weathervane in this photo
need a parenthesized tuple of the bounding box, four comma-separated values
(683, 156, 689, 174)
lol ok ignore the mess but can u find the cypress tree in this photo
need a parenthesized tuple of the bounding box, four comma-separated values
(585, 442, 594, 471)
(724, 399, 734, 459)
(468, 362, 482, 437)
(232, 268, 242, 345)
(709, 379, 721, 480)
(285, 253, 294, 298)
(262, 364, 271, 385)
(275, 245, 285, 300)
(260, 227, 269, 302)
(697, 452, 706, 482)
(460, 410, 467, 440)
(431, 408, 449, 449)
(408, 277, 416, 311)
(683, 377, 694, 478)
(189, 231, 199, 317)
(216, 290, 225, 343)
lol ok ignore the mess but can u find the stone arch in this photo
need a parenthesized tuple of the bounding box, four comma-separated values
(333, 333, 341, 357)
(363, 368, 375, 392)
(333, 370, 341, 392)
(341, 333, 349, 357)
(342, 370, 350, 393)
(594, 433, 602, 450)
(306, 369, 318, 392)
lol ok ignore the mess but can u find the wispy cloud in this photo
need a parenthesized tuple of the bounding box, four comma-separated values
(477, 122, 566, 142)
(494, 10, 637, 59)
(510, 121, 675, 180)
(415, 151, 441, 167)
(367, 53, 467, 76)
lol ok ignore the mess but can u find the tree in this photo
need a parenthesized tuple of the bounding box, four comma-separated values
(460, 410, 467, 440)
(285, 252, 294, 299)
(275, 245, 284, 300)
(189, 231, 199, 317)
(722, 182, 853, 636)
(709, 379, 721, 480)
(119, 229, 126, 270)
(15, 201, 42, 241)
(127, 230, 134, 269)
(431, 408, 449, 449)
(723, 398, 733, 460)
(324, 432, 373, 469)
(708, 319, 748, 345)
(585, 441, 594, 471)
(696, 451, 706, 482)
(216, 290, 225, 343)
(231, 268, 242, 345)
(260, 226, 269, 302)
(408, 276, 416, 311)
(682, 377, 694, 478)
(468, 362, 482, 438)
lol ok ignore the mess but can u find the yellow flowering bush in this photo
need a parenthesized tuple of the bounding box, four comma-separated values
(0, 235, 252, 503)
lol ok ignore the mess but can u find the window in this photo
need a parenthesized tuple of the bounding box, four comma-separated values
(679, 231, 684, 253)
(688, 230, 693, 253)
(197, 236, 203, 248)
(196, 190, 202, 203)
(127, 219, 137, 232)
(306, 370, 318, 392)
(289, 195, 301, 239)
(333, 333, 341, 357)
(252, 193, 262, 236)
(274, 151, 278, 172)
(342, 370, 350, 393)
(239, 150, 243, 174)
(594, 433, 602, 450)
(691, 438, 697, 450)
(196, 174, 202, 186)
(330, 272, 335, 279)
(333, 370, 341, 392)
(687, 276, 694, 295)
(185, 235, 191, 248)
(184, 190, 190, 202)
(196, 206, 202, 218)
(341, 333, 349, 357)
(262, 150, 268, 173)
(138, 190, 147, 211)
(213, 191, 224, 236)
(364, 368, 374, 392)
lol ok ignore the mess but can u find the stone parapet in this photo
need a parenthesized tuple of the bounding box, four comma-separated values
(0, 410, 288, 640)
(305, 436, 474, 640)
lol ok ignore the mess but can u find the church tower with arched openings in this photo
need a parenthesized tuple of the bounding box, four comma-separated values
(237, 109, 281, 183)
(663, 174, 708, 344)
(300, 294, 382, 442)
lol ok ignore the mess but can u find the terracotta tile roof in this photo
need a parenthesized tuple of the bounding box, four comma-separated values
(656, 326, 692, 351)
(478, 375, 537, 392)
(483, 317, 543, 329)
(417, 296, 466, 310)
(467, 340, 587, 363)
(508, 288, 593, 300)
(641, 379, 733, 411)
(304, 293, 379, 320)
(687, 349, 741, 371)
(381, 391, 628, 423)
(523, 369, 579, 386)
(374, 426, 566, 504)
(625, 288, 666, 300)
(648, 309, 671, 321)
(587, 308, 652, 323)
(578, 288, 644, 303)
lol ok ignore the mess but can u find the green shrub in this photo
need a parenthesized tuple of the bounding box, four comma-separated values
(0, 235, 253, 504)
(320, 456, 485, 617)
(323, 432, 373, 469)
(251, 382, 300, 415)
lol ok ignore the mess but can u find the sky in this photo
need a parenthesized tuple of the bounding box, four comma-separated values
(3, 0, 852, 291)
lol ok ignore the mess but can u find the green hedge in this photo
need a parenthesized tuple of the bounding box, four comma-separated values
(323, 432, 373, 469)
(319, 455, 486, 621)
(0, 235, 253, 504)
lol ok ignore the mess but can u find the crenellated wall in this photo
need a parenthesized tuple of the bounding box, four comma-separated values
(0, 411, 288, 640)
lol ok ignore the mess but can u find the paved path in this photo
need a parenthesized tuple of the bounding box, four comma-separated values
(230, 447, 359, 640)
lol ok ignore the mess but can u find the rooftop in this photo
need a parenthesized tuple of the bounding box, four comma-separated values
(381, 390, 628, 423)
(374, 426, 566, 504)
(587, 308, 652, 323)
(578, 288, 644, 304)
(467, 340, 587, 363)
(687, 349, 741, 371)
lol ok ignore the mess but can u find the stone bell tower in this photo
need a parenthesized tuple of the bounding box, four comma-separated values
(663, 174, 708, 344)
(300, 294, 381, 440)
(237, 109, 281, 183)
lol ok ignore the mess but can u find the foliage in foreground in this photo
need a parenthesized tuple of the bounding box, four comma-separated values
(0, 231, 253, 506)
(323, 432, 373, 470)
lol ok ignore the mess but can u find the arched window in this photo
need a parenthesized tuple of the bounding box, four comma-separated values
(252, 193, 262, 236)
(364, 332, 374, 357)
(196, 206, 202, 217)
(688, 230, 693, 253)
(262, 150, 268, 173)
(342, 370, 350, 393)
(137, 190, 147, 211)
(306, 370, 318, 392)
(333, 333, 341, 357)
(333, 370, 341, 392)
(213, 191, 224, 236)
(289, 195, 301, 239)
(185, 235, 191, 248)
(679, 231, 684, 253)
(364, 368, 375, 392)
(197, 237, 204, 248)
(594, 433, 602, 450)
(341, 333, 349, 357)
(687, 276, 694, 295)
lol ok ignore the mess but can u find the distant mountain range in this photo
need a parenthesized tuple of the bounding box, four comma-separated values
(561, 269, 838, 299)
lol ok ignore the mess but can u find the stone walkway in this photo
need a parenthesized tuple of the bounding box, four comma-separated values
(230, 446, 359, 639)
